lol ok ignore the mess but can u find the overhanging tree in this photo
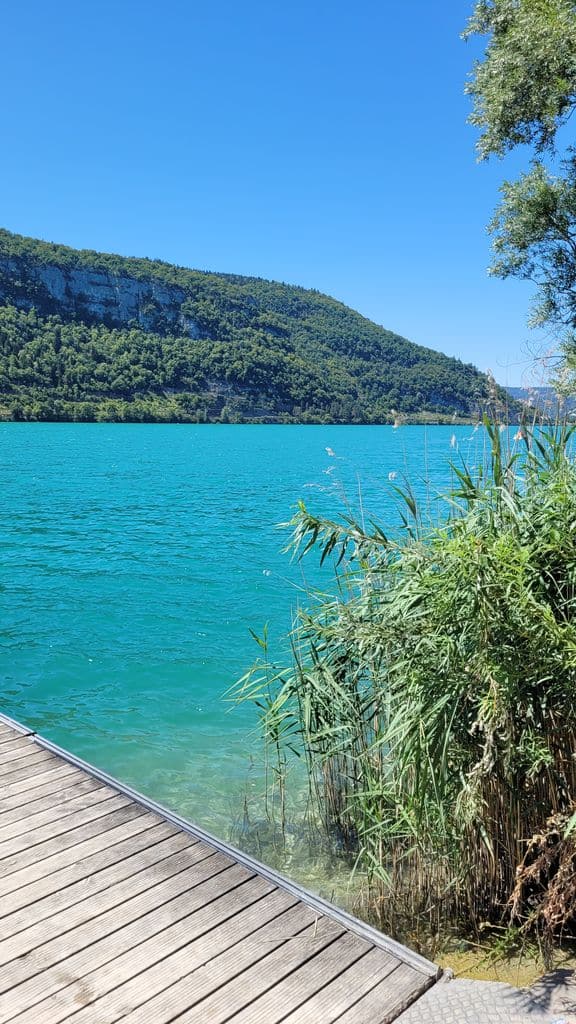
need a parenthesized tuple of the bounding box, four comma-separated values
(465, 0, 576, 377)
(465, 0, 576, 159)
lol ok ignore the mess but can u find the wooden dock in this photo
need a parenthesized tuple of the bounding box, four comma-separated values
(0, 712, 439, 1023)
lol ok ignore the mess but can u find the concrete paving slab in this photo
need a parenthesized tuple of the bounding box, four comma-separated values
(397, 969, 576, 1024)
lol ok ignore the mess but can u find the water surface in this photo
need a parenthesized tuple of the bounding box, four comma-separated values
(0, 423, 491, 860)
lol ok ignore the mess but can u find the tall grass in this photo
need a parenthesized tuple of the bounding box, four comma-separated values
(233, 421, 576, 948)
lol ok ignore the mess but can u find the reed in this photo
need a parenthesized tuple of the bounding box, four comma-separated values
(233, 420, 576, 948)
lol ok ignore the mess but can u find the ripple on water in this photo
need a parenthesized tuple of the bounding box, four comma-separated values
(0, 422, 496, 892)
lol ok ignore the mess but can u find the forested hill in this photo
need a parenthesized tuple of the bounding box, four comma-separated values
(0, 229, 503, 423)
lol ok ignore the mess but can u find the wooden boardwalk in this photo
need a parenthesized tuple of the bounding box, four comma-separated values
(0, 713, 439, 1023)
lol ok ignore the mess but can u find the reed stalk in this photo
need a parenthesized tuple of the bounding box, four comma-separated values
(233, 419, 576, 947)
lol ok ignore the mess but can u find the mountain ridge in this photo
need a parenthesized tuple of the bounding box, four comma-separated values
(0, 228, 507, 423)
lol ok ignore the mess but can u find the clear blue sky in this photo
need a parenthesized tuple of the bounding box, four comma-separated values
(2, 1, 548, 385)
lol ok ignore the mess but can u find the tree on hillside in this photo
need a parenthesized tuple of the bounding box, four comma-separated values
(465, 0, 576, 379)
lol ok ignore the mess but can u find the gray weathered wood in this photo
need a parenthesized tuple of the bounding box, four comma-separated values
(0, 838, 214, 967)
(0, 850, 235, 990)
(223, 929, 372, 1024)
(0, 721, 31, 743)
(167, 916, 345, 1024)
(0, 776, 102, 828)
(0, 715, 33, 738)
(12, 877, 285, 1024)
(280, 947, 400, 1023)
(0, 819, 175, 917)
(0, 783, 112, 843)
(0, 736, 26, 749)
(0, 820, 175, 918)
(98, 901, 326, 1024)
(0, 740, 36, 761)
(0, 763, 84, 803)
(0, 740, 42, 766)
(0, 791, 132, 865)
(335, 963, 434, 1024)
(1, 761, 81, 799)
(2, 863, 262, 1022)
(0, 828, 194, 937)
(0, 738, 35, 763)
(0, 806, 156, 894)
(0, 748, 58, 782)
(0, 713, 438, 1023)
(0, 802, 148, 883)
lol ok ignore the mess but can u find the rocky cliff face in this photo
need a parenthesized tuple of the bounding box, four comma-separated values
(0, 256, 200, 338)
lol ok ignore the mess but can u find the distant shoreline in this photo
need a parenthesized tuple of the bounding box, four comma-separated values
(0, 413, 518, 426)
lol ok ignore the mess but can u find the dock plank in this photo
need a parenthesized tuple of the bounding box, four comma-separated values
(0, 738, 37, 764)
(0, 776, 103, 828)
(0, 761, 82, 799)
(0, 792, 133, 867)
(13, 877, 284, 1024)
(98, 902, 327, 1024)
(3, 864, 261, 1022)
(0, 782, 113, 843)
(0, 763, 86, 803)
(0, 738, 36, 757)
(0, 820, 175, 918)
(335, 963, 434, 1024)
(0, 850, 236, 991)
(222, 929, 372, 1024)
(0, 720, 30, 743)
(0, 828, 193, 937)
(167, 916, 345, 1024)
(0, 734, 25, 748)
(0, 806, 157, 894)
(0, 803, 149, 885)
(280, 947, 400, 1023)
(0, 713, 438, 1023)
(0, 749, 59, 783)
(0, 838, 213, 969)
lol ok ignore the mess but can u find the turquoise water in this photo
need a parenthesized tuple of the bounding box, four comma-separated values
(0, 423, 491, 853)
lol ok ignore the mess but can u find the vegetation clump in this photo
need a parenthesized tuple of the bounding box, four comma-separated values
(465, 0, 576, 381)
(235, 422, 576, 949)
(0, 229, 504, 423)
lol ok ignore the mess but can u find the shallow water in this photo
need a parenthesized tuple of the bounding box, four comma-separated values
(438, 945, 576, 986)
(0, 422, 495, 897)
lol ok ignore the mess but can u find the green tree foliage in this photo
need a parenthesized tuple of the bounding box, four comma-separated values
(465, 0, 576, 160)
(489, 157, 576, 332)
(0, 230, 501, 422)
(465, 1, 576, 378)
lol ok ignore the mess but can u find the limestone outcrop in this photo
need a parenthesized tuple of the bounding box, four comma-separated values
(0, 256, 200, 337)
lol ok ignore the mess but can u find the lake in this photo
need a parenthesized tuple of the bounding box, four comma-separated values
(0, 423, 494, 887)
